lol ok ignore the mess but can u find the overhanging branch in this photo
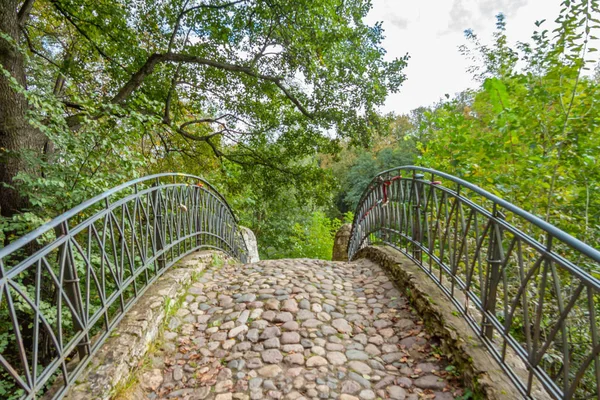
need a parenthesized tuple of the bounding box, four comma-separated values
(111, 52, 312, 118)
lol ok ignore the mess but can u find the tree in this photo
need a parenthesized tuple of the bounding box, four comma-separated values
(0, 0, 408, 222)
(413, 6, 600, 395)
(0, 0, 46, 218)
(322, 116, 418, 214)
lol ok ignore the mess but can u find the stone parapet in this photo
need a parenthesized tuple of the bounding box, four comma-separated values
(332, 223, 352, 261)
(240, 226, 260, 263)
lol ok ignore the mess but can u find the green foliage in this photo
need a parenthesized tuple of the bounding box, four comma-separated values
(1, 0, 599, 396)
(324, 121, 418, 212)
(287, 211, 342, 260)
(210, 253, 224, 269)
(455, 389, 475, 400)
(418, 6, 600, 249)
(205, 154, 338, 259)
(343, 146, 415, 209)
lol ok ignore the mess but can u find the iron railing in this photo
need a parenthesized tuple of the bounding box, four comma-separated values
(0, 173, 248, 399)
(348, 166, 600, 400)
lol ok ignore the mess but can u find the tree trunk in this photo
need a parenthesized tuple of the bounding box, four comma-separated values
(0, 1, 45, 218)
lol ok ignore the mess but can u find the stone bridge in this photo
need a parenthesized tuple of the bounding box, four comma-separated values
(1, 169, 598, 400)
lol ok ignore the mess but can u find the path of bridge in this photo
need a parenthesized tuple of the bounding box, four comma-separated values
(128, 258, 464, 400)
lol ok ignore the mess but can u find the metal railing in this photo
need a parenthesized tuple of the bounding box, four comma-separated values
(0, 173, 248, 400)
(348, 166, 600, 400)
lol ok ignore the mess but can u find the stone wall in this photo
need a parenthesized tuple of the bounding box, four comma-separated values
(354, 245, 552, 400)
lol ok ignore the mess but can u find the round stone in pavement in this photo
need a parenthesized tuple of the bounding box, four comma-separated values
(327, 351, 347, 365)
(348, 361, 371, 375)
(413, 374, 447, 390)
(261, 349, 283, 364)
(346, 349, 369, 360)
(281, 331, 300, 344)
(359, 389, 376, 400)
(387, 385, 407, 400)
(332, 318, 352, 333)
(306, 356, 328, 367)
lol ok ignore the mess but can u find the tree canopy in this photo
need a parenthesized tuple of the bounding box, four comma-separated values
(0, 0, 407, 228)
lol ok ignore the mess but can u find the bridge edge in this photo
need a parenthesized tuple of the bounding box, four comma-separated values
(50, 250, 229, 400)
(354, 244, 551, 400)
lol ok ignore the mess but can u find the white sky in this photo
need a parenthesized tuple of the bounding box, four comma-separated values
(366, 0, 563, 114)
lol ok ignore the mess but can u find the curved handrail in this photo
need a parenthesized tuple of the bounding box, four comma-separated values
(348, 165, 600, 399)
(0, 173, 248, 400)
(0, 173, 238, 260)
(353, 166, 600, 264)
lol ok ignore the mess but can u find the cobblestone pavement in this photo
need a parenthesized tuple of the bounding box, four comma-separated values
(136, 258, 465, 400)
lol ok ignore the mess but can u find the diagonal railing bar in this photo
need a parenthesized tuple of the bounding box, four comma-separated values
(0, 173, 248, 400)
(348, 166, 600, 400)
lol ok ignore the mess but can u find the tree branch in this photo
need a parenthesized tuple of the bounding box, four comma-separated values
(178, 124, 296, 175)
(176, 126, 224, 142)
(21, 28, 61, 68)
(181, 0, 247, 14)
(204, 136, 223, 157)
(164, 28, 193, 123)
(251, 23, 276, 65)
(18, 0, 35, 25)
(62, 100, 84, 110)
(51, 0, 128, 71)
(273, 80, 310, 118)
(168, 0, 247, 52)
(167, 0, 190, 52)
(111, 52, 312, 117)
(111, 53, 166, 103)
(179, 114, 235, 129)
(164, 62, 182, 124)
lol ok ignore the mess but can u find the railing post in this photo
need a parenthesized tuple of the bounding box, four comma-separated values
(484, 207, 504, 340)
(379, 177, 388, 245)
(411, 173, 424, 263)
(151, 184, 166, 271)
(195, 186, 201, 248)
(57, 222, 89, 359)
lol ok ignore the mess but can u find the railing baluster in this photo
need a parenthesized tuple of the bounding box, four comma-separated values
(152, 185, 166, 271)
(483, 206, 504, 340)
(411, 172, 424, 263)
(59, 222, 89, 359)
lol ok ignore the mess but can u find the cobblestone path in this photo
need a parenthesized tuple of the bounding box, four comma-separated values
(135, 258, 465, 400)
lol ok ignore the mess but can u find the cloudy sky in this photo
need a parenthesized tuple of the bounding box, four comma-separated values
(366, 0, 563, 114)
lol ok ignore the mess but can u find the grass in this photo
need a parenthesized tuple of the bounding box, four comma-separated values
(112, 370, 140, 400)
(445, 365, 460, 377)
(192, 268, 207, 282)
(211, 253, 224, 268)
(209, 319, 222, 328)
(113, 338, 164, 399)
(162, 295, 186, 331)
